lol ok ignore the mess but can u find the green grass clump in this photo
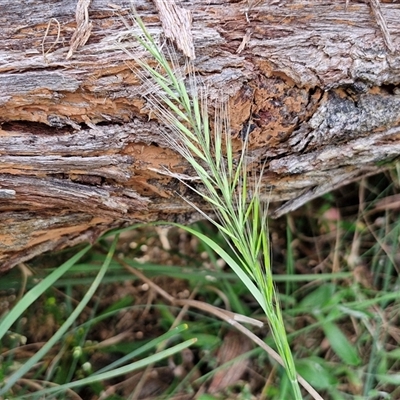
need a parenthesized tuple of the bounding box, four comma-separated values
(0, 236, 195, 399)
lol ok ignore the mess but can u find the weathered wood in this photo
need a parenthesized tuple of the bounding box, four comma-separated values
(1, 0, 400, 271)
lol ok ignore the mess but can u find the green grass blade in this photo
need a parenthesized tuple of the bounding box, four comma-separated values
(94, 324, 189, 374)
(0, 245, 91, 340)
(171, 223, 267, 312)
(129, 11, 305, 399)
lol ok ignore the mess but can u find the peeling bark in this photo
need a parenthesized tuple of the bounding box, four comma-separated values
(1, 0, 400, 271)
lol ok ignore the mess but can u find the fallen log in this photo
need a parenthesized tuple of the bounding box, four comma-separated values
(1, 0, 400, 271)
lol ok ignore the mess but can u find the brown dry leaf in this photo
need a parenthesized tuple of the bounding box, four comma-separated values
(208, 331, 252, 394)
(236, 29, 253, 54)
(353, 265, 374, 289)
(122, 367, 174, 399)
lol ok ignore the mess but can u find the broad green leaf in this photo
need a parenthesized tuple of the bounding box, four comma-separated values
(189, 333, 220, 349)
(296, 357, 338, 389)
(385, 348, 400, 359)
(322, 321, 361, 366)
(299, 283, 337, 312)
(375, 374, 400, 385)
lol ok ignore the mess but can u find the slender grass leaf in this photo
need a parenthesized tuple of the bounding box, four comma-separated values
(94, 324, 189, 374)
(171, 224, 266, 312)
(375, 374, 400, 385)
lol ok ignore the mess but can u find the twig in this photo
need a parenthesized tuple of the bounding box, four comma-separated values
(66, 0, 93, 59)
(236, 29, 253, 54)
(368, 0, 395, 53)
(16, 379, 83, 400)
(119, 258, 262, 327)
(42, 18, 61, 63)
(346, 0, 395, 53)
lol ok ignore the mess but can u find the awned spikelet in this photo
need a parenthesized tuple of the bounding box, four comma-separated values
(119, 7, 323, 400)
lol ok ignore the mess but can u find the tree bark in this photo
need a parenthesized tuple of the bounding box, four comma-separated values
(1, 0, 400, 271)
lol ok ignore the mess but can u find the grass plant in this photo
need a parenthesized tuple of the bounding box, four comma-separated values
(119, 9, 310, 399)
